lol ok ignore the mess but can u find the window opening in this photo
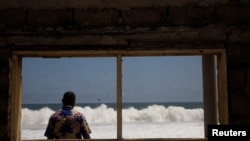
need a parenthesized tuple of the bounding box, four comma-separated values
(122, 56, 204, 138)
(21, 57, 117, 140)
(10, 49, 228, 141)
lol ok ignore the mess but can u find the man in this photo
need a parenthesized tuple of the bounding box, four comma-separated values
(44, 91, 91, 139)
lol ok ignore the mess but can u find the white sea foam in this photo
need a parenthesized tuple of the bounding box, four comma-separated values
(21, 104, 204, 139)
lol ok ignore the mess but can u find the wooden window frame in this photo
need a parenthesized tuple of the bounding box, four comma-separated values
(10, 49, 228, 141)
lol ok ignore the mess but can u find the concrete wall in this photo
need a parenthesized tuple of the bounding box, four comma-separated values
(1, 0, 250, 140)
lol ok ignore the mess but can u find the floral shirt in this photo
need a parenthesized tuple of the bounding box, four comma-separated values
(44, 106, 91, 139)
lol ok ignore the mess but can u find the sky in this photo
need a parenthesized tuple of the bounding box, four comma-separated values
(22, 56, 203, 104)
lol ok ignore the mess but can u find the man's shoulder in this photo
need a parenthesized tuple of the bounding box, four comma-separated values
(72, 109, 85, 117)
(50, 109, 62, 117)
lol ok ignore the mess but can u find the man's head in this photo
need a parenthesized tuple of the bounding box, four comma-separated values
(62, 91, 76, 107)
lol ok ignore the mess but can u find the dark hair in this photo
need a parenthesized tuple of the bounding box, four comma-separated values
(62, 91, 76, 106)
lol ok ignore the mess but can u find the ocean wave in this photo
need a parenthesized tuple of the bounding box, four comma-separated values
(21, 104, 203, 128)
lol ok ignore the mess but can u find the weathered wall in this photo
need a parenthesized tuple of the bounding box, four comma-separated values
(1, 0, 250, 140)
(0, 48, 10, 141)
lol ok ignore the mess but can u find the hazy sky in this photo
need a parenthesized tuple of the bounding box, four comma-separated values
(22, 56, 203, 104)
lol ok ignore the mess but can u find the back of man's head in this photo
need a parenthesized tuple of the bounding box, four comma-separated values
(62, 91, 76, 106)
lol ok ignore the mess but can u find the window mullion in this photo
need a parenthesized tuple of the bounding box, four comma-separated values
(117, 54, 122, 140)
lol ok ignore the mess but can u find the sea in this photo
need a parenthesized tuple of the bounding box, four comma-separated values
(21, 102, 204, 139)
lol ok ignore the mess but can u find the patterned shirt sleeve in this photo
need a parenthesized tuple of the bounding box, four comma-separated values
(74, 110, 92, 139)
(44, 115, 57, 139)
(81, 118, 92, 139)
